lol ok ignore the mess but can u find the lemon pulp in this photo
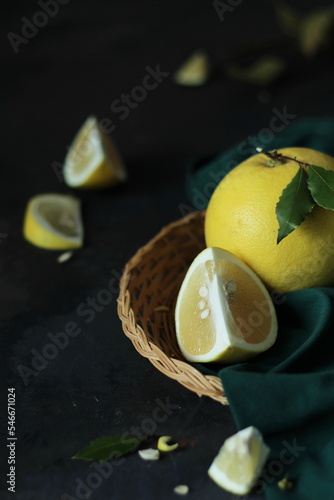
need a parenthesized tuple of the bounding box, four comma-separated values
(23, 193, 83, 250)
(63, 116, 127, 189)
(208, 426, 270, 495)
(175, 247, 277, 363)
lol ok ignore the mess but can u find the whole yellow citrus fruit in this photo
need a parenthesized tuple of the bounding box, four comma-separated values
(204, 147, 334, 293)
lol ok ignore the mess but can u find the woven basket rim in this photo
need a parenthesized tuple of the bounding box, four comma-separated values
(117, 210, 228, 405)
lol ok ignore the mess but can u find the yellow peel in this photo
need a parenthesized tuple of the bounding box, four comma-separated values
(63, 116, 127, 189)
(23, 194, 83, 250)
(157, 436, 179, 452)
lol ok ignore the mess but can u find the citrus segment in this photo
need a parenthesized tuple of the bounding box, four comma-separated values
(174, 247, 277, 364)
(63, 116, 127, 189)
(173, 49, 210, 86)
(23, 193, 83, 250)
(208, 426, 270, 495)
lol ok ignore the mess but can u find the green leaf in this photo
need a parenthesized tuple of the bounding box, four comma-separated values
(72, 434, 142, 462)
(224, 56, 286, 86)
(276, 167, 315, 243)
(308, 164, 334, 210)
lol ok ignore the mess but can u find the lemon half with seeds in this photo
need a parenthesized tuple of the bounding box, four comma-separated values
(208, 426, 270, 495)
(63, 116, 127, 189)
(23, 193, 83, 250)
(174, 247, 277, 364)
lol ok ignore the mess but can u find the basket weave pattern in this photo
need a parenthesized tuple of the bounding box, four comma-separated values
(117, 210, 228, 405)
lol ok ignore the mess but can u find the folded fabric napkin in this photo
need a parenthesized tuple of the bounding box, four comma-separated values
(187, 117, 334, 499)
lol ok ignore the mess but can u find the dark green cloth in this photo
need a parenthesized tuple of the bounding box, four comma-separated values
(186, 116, 334, 210)
(188, 117, 334, 499)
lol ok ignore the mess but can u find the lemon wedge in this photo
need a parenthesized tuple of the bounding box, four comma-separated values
(173, 49, 210, 86)
(208, 426, 270, 495)
(23, 193, 83, 250)
(174, 247, 277, 363)
(63, 116, 127, 189)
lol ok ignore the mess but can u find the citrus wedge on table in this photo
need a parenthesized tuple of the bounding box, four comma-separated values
(23, 193, 83, 250)
(63, 116, 127, 189)
(174, 247, 277, 363)
(208, 426, 270, 495)
(173, 49, 210, 86)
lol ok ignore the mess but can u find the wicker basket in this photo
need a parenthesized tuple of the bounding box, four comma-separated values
(117, 210, 228, 405)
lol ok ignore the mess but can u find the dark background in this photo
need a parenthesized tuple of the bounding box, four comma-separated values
(1, 1, 334, 499)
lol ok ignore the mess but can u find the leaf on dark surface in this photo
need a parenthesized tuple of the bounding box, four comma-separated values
(224, 56, 286, 86)
(274, 0, 301, 36)
(275, 1, 334, 56)
(308, 164, 334, 210)
(72, 434, 142, 462)
(276, 167, 315, 243)
(299, 7, 334, 56)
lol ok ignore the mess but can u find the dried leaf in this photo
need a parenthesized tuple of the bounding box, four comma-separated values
(274, 0, 301, 35)
(225, 57, 285, 86)
(299, 7, 334, 56)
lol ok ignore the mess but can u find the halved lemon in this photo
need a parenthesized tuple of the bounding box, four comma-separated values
(63, 116, 127, 189)
(174, 247, 277, 363)
(208, 426, 270, 495)
(23, 193, 83, 250)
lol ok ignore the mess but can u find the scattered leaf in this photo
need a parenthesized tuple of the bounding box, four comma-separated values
(224, 56, 285, 86)
(276, 167, 314, 243)
(275, 1, 334, 56)
(72, 434, 142, 462)
(299, 7, 334, 56)
(274, 0, 301, 36)
(154, 305, 170, 312)
(308, 165, 334, 210)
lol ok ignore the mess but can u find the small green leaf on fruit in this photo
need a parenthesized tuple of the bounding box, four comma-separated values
(72, 434, 142, 462)
(276, 167, 314, 243)
(308, 164, 334, 210)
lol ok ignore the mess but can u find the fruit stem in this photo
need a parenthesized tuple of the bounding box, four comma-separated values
(257, 148, 309, 170)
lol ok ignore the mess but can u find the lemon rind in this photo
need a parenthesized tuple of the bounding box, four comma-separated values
(23, 194, 83, 250)
(63, 116, 127, 189)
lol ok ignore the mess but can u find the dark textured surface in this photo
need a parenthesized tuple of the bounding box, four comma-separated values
(1, 1, 334, 499)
